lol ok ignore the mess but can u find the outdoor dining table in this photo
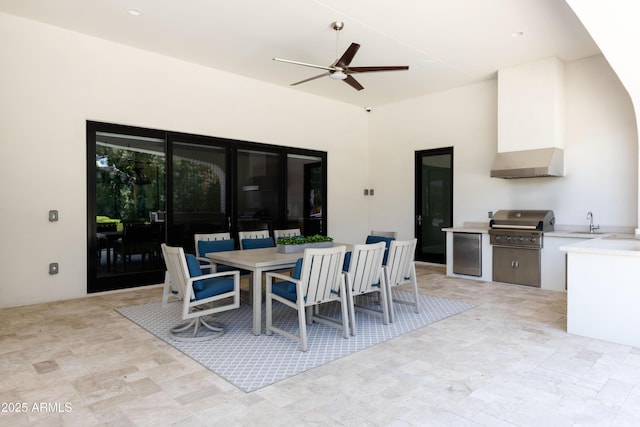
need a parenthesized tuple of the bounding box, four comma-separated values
(206, 244, 349, 335)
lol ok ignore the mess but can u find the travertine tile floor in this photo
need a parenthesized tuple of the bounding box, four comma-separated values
(2, 264, 640, 426)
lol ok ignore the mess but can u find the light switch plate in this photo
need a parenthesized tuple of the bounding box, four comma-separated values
(49, 210, 59, 222)
(49, 263, 59, 275)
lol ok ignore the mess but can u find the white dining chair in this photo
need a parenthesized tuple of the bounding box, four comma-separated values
(265, 245, 349, 351)
(161, 243, 240, 341)
(343, 241, 388, 334)
(383, 238, 419, 322)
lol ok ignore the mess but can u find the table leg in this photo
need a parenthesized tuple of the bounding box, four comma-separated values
(252, 268, 263, 335)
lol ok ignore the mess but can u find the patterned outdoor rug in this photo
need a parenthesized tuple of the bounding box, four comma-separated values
(116, 291, 475, 392)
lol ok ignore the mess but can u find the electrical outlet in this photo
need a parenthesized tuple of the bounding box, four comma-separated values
(363, 189, 369, 196)
(488, 211, 493, 218)
(49, 210, 59, 222)
(49, 263, 59, 275)
(369, 189, 374, 196)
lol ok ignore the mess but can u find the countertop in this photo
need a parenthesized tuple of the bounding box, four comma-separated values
(442, 224, 640, 257)
(560, 234, 640, 256)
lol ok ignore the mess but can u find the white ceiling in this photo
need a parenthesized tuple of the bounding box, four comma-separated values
(0, 0, 601, 107)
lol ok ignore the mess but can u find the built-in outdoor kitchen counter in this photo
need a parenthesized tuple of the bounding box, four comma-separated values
(443, 221, 635, 292)
(560, 235, 640, 348)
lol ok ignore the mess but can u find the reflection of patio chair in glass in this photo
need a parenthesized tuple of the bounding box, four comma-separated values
(113, 224, 157, 272)
(96, 223, 117, 262)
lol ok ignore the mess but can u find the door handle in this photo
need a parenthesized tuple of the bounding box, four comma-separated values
(227, 217, 231, 230)
(417, 215, 422, 226)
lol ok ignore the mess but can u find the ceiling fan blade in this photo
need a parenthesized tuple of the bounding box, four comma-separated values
(273, 58, 335, 72)
(347, 65, 409, 73)
(343, 75, 364, 91)
(290, 72, 331, 86)
(334, 43, 361, 68)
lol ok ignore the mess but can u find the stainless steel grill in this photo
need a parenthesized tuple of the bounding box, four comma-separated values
(489, 210, 555, 287)
(489, 210, 555, 249)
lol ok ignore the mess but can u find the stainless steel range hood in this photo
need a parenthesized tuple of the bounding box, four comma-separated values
(490, 148, 564, 179)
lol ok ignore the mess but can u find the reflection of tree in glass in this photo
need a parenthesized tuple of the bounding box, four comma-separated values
(96, 147, 165, 221)
(173, 160, 221, 213)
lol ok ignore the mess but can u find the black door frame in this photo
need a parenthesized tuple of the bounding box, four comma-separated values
(414, 147, 453, 264)
(87, 121, 327, 293)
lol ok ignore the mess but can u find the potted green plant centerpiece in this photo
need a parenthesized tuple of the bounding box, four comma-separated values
(276, 234, 334, 253)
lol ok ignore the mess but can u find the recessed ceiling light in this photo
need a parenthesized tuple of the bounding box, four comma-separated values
(512, 31, 524, 38)
(128, 8, 142, 16)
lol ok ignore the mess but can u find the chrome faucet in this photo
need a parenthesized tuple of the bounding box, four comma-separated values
(587, 211, 600, 233)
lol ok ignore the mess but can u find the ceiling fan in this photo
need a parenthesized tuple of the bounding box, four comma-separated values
(272, 21, 409, 91)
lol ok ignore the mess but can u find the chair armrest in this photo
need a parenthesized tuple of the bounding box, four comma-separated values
(265, 271, 298, 282)
(196, 256, 213, 265)
(188, 269, 240, 284)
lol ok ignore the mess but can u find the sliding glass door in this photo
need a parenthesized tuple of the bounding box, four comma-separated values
(89, 124, 167, 292)
(235, 148, 281, 233)
(168, 135, 231, 252)
(87, 121, 327, 293)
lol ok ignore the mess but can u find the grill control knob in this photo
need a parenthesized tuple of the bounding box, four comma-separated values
(506, 236, 512, 241)
(519, 237, 524, 241)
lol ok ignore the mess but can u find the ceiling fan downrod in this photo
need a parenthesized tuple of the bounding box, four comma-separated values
(332, 21, 344, 60)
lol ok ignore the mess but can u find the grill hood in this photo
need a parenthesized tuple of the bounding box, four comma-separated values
(490, 148, 564, 179)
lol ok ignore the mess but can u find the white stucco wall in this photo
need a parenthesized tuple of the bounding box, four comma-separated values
(369, 54, 637, 239)
(0, 12, 369, 308)
(1, 11, 637, 309)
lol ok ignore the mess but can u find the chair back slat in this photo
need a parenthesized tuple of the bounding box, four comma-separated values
(238, 230, 269, 239)
(348, 242, 386, 296)
(301, 246, 346, 305)
(161, 244, 192, 300)
(274, 228, 302, 240)
(385, 239, 417, 285)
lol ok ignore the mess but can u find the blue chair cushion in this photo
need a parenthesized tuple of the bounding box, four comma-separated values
(198, 238, 234, 256)
(193, 276, 234, 300)
(366, 235, 395, 265)
(273, 258, 306, 301)
(269, 258, 304, 301)
(242, 237, 275, 249)
(285, 258, 304, 292)
(343, 251, 352, 271)
(185, 253, 234, 297)
(272, 281, 297, 302)
(197, 239, 235, 272)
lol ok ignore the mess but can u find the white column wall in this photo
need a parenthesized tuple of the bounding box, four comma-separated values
(565, 0, 640, 234)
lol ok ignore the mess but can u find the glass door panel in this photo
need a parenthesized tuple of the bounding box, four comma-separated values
(287, 154, 323, 235)
(236, 149, 280, 233)
(91, 129, 166, 291)
(415, 148, 453, 264)
(169, 139, 229, 252)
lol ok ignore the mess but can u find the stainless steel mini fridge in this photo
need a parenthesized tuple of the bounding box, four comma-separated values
(452, 232, 482, 277)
